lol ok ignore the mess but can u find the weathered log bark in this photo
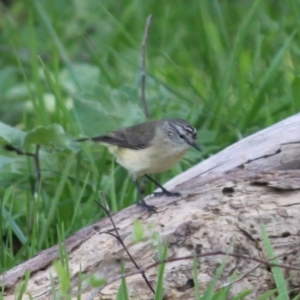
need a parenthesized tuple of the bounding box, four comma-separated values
(1, 113, 300, 299)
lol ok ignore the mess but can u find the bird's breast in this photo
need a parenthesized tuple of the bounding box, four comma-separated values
(112, 144, 188, 176)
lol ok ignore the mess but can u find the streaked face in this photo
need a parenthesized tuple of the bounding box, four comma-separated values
(176, 123, 201, 151)
(166, 120, 201, 152)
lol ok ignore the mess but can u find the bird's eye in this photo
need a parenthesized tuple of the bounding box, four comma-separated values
(179, 134, 185, 139)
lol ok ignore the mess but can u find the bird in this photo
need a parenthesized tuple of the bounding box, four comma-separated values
(75, 118, 201, 212)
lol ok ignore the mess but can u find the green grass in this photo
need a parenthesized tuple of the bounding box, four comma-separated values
(0, 0, 299, 297)
(261, 223, 290, 300)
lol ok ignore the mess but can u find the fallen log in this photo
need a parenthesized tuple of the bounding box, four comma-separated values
(1, 113, 300, 299)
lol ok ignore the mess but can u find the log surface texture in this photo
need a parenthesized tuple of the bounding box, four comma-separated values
(1, 113, 300, 299)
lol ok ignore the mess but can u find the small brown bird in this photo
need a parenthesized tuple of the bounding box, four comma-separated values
(76, 118, 201, 212)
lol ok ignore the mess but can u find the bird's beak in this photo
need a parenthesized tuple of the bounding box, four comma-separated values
(189, 141, 202, 151)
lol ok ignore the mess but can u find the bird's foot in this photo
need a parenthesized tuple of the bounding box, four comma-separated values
(153, 191, 181, 197)
(137, 199, 158, 213)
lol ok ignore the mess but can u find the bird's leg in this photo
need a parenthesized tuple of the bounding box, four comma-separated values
(145, 174, 181, 197)
(133, 178, 157, 213)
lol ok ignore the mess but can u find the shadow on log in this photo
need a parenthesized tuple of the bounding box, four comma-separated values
(1, 113, 300, 299)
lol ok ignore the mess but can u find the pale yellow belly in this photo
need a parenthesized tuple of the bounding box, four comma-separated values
(106, 144, 187, 177)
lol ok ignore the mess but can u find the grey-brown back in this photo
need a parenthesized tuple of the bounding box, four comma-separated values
(86, 120, 160, 150)
(75, 118, 196, 150)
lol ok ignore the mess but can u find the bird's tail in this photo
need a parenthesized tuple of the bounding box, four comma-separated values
(74, 136, 107, 142)
(74, 137, 90, 142)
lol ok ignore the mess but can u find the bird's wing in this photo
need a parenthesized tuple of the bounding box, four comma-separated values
(88, 121, 157, 150)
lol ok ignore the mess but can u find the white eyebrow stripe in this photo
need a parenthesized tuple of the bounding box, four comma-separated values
(183, 126, 197, 139)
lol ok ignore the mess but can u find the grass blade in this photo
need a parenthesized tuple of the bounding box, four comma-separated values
(261, 223, 289, 300)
